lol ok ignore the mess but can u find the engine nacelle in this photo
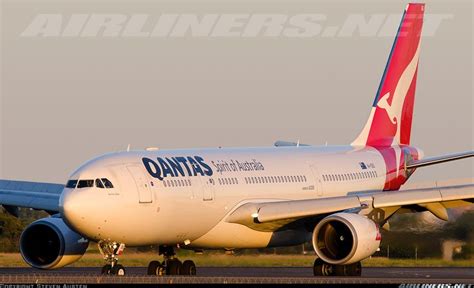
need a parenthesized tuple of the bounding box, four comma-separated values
(20, 217, 89, 269)
(312, 213, 381, 265)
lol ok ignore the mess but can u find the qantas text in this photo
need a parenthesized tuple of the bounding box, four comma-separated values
(142, 156, 213, 180)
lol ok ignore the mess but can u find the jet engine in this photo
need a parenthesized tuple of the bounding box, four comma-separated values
(20, 217, 89, 269)
(312, 213, 381, 265)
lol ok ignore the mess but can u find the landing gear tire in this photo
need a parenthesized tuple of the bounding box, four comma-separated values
(333, 262, 362, 276)
(148, 260, 166, 276)
(182, 260, 197, 275)
(101, 264, 112, 275)
(166, 259, 182, 275)
(313, 258, 333, 276)
(344, 262, 362, 276)
(313, 258, 362, 277)
(111, 264, 126, 276)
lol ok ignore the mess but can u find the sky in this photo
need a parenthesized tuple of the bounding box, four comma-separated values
(0, 0, 472, 184)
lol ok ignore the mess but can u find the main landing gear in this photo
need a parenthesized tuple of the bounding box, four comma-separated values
(147, 245, 197, 276)
(99, 241, 127, 276)
(313, 258, 362, 277)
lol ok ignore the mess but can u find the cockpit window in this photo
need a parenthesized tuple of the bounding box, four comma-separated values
(66, 180, 78, 188)
(96, 178, 105, 188)
(77, 179, 94, 188)
(101, 178, 114, 188)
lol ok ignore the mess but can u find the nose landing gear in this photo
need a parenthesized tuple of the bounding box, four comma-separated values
(98, 241, 126, 276)
(147, 245, 197, 276)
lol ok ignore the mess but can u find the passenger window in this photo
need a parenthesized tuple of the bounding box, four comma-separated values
(77, 179, 94, 188)
(96, 178, 105, 189)
(66, 180, 78, 188)
(101, 178, 114, 188)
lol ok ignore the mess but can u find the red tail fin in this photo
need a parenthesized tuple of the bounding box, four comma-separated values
(352, 3, 424, 147)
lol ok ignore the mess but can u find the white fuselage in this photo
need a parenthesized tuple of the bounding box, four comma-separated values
(59, 145, 395, 248)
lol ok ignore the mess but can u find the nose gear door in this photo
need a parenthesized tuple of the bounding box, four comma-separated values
(127, 165, 153, 203)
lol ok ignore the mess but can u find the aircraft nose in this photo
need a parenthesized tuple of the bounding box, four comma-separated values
(59, 189, 86, 231)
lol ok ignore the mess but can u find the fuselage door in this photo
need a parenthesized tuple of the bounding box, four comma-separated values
(127, 165, 153, 203)
(199, 176, 215, 201)
(309, 164, 323, 197)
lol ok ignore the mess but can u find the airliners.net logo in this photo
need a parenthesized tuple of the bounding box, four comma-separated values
(20, 13, 452, 38)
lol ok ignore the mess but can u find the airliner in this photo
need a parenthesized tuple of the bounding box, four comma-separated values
(0, 3, 472, 277)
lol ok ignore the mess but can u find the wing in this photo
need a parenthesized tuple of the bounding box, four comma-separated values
(0, 179, 64, 216)
(226, 183, 474, 232)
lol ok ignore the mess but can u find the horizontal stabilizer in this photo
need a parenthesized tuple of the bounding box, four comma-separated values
(406, 151, 473, 169)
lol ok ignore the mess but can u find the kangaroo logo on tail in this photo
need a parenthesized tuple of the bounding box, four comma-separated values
(376, 43, 421, 146)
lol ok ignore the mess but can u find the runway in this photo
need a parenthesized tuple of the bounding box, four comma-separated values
(0, 267, 473, 284)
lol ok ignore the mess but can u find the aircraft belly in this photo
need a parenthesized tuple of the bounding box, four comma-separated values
(190, 221, 273, 249)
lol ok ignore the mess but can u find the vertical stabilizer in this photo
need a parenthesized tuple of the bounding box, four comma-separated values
(352, 3, 424, 147)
